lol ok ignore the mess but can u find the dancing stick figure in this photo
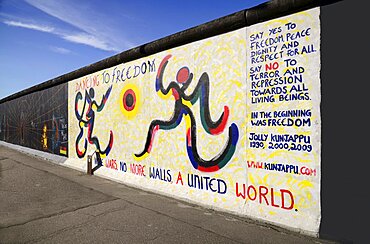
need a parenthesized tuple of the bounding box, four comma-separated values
(75, 85, 114, 164)
(135, 55, 239, 172)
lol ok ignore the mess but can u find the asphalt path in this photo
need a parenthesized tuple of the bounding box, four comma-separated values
(0, 145, 337, 244)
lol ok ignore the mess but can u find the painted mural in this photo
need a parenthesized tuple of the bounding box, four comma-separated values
(0, 6, 321, 237)
(245, 8, 321, 233)
(0, 84, 68, 156)
(74, 84, 113, 161)
(134, 54, 239, 172)
(67, 7, 320, 236)
(68, 27, 247, 217)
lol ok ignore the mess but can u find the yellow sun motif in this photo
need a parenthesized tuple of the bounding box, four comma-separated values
(119, 83, 141, 119)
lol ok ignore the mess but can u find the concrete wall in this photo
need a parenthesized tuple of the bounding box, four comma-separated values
(62, 8, 321, 236)
(0, 84, 68, 156)
(3, 0, 358, 241)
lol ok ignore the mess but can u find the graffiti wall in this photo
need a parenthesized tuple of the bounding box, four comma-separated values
(65, 8, 320, 235)
(0, 84, 68, 156)
(245, 7, 321, 233)
(68, 26, 247, 210)
(0, 5, 321, 236)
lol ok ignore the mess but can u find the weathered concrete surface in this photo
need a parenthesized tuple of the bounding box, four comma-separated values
(0, 145, 337, 243)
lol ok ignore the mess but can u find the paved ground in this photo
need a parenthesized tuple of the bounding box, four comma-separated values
(0, 145, 338, 244)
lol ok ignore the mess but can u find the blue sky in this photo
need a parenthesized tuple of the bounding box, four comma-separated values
(0, 0, 267, 99)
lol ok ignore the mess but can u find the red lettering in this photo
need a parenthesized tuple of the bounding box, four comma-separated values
(105, 159, 117, 170)
(82, 78, 87, 90)
(75, 82, 81, 92)
(247, 161, 264, 169)
(270, 188, 280, 207)
(300, 166, 317, 176)
(247, 161, 252, 168)
(176, 172, 184, 185)
(236, 183, 246, 199)
(247, 185, 257, 201)
(75, 75, 99, 92)
(259, 186, 269, 205)
(93, 75, 99, 86)
(281, 189, 294, 210)
(265, 61, 279, 71)
(130, 164, 146, 176)
(235, 183, 295, 211)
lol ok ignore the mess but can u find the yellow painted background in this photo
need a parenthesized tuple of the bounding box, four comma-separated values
(67, 7, 320, 236)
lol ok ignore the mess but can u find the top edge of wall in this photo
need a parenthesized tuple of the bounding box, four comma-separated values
(0, 0, 342, 104)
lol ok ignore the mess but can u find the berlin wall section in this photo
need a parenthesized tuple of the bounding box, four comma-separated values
(245, 8, 321, 235)
(0, 0, 353, 241)
(64, 8, 321, 236)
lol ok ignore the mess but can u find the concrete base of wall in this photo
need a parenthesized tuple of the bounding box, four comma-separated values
(0, 141, 69, 166)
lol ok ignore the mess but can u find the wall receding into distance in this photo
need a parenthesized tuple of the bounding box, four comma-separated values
(0, 83, 68, 156)
(3, 1, 358, 242)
